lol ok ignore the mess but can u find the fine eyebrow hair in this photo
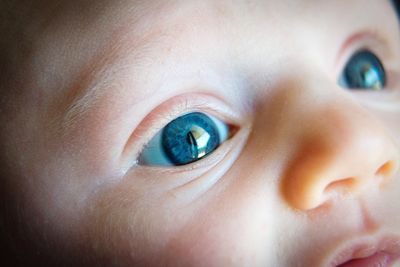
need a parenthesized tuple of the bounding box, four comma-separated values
(61, 24, 168, 132)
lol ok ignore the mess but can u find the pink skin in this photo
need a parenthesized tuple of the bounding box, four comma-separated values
(0, 0, 400, 266)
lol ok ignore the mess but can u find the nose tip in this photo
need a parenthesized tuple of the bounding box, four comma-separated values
(283, 147, 399, 211)
(282, 106, 400, 211)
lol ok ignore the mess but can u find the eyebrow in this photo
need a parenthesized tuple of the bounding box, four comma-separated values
(60, 24, 168, 132)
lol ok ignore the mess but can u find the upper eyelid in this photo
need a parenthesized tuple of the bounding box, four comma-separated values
(133, 95, 238, 140)
(121, 93, 242, 165)
(334, 30, 392, 77)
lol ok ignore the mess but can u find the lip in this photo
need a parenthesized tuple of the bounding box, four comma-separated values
(329, 235, 400, 267)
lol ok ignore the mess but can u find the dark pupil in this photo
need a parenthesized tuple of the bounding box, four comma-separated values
(341, 50, 386, 90)
(162, 112, 220, 165)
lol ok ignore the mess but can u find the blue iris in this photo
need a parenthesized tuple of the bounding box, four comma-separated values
(139, 112, 228, 166)
(162, 112, 220, 165)
(339, 50, 386, 90)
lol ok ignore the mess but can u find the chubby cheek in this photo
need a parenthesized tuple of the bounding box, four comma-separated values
(82, 165, 280, 267)
(162, 218, 248, 267)
(377, 111, 400, 147)
(158, 172, 282, 267)
(80, 185, 176, 266)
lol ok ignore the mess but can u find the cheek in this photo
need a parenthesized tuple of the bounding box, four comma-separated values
(81, 166, 281, 267)
(158, 171, 281, 267)
(384, 113, 400, 145)
(362, 105, 400, 147)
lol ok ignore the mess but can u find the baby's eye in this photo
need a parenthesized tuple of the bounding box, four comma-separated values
(338, 50, 386, 90)
(138, 112, 231, 166)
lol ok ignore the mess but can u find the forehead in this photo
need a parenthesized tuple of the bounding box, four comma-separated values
(2, 0, 398, 112)
(42, 0, 400, 64)
(65, 0, 398, 113)
(66, 0, 398, 68)
(83, 0, 398, 83)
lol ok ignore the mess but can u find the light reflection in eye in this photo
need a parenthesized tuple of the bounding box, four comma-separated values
(338, 50, 386, 90)
(187, 125, 211, 159)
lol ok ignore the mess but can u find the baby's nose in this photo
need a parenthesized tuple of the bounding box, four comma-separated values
(282, 96, 399, 211)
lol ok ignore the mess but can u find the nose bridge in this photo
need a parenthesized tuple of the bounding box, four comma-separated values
(281, 91, 399, 211)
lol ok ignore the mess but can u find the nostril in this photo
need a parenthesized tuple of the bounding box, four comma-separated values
(376, 160, 398, 188)
(324, 177, 358, 194)
(376, 161, 396, 177)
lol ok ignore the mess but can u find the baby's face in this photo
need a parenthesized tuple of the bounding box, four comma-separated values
(1, 0, 400, 266)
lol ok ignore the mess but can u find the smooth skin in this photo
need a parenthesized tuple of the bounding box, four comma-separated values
(0, 0, 400, 266)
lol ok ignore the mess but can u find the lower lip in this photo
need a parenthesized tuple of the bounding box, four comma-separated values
(338, 252, 397, 267)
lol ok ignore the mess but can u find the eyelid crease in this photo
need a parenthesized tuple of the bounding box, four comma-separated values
(120, 93, 243, 171)
(129, 95, 239, 149)
(335, 29, 392, 78)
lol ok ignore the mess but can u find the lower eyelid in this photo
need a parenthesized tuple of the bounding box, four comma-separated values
(120, 93, 244, 170)
(350, 75, 400, 110)
(124, 123, 251, 197)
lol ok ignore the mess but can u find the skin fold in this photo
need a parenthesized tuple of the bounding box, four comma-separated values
(0, 0, 400, 266)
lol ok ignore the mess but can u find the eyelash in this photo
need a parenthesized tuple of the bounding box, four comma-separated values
(125, 93, 241, 166)
(335, 31, 390, 82)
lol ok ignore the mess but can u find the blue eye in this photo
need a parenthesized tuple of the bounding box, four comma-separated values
(138, 112, 231, 166)
(339, 50, 386, 90)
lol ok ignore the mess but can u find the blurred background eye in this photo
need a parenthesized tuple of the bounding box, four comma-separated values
(138, 112, 232, 166)
(338, 50, 386, 90)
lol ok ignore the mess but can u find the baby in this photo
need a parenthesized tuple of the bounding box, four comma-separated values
(1, 0, 400, 266)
